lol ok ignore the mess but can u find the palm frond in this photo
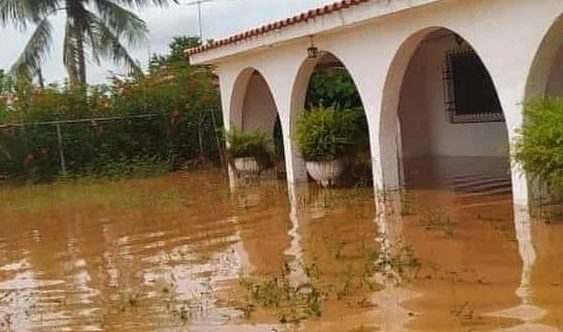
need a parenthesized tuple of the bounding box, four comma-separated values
(10, 18, 53, 75)
(107, 0, 178, 9)
(0, 0, 58, 28)
(86, 12, 143, 76)
(93, 0, 148, 46)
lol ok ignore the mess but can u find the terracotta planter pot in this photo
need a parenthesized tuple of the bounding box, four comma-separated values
(306, 158, 346, 187)
(234, 157, 262, 174)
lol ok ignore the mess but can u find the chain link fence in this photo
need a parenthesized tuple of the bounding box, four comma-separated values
(0, 109, 225, 182)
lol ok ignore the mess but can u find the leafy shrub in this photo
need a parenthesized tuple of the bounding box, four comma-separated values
(295, 106, 362, 162)
(225, 128, 273, 168)
(306, 67, 362, 110)
(0, 35, 224, 183)
(81, 155, 168, 179)
(514, 97, 563, 197)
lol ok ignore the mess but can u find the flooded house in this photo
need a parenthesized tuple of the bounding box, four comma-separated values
(186, 0, 563, 211)
(1, 0, 562, 330)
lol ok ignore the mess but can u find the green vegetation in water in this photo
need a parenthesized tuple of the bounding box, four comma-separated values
(476, 214, 516, 242)
(225, 127, 274, 169)
(372, 239, 422, 284)
(0, 311, 13, 332)
(236, 235, 422, 325)
(450, 301, 489, 331)
(0, 176, 188, 215)
(400, 193, 419, 216)
(418, 210, 458, 236)
(530, 202, 563, 225)
(239, 276, 324, 324)
(295, 106, 364, 162)
(514, 97, 563, 200)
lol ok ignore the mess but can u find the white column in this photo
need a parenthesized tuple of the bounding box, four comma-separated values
(279, 101, 308, 184)
(264, 51, 312, 185)
(370, 108, 401, 194)
(504, 103, 531, 208)
(217, 67, 240, 189)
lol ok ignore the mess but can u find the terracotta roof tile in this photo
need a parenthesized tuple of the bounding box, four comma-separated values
(185, 0, 369, 57)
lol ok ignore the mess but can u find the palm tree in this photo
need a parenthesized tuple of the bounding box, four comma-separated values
(0, 0, 173, 84)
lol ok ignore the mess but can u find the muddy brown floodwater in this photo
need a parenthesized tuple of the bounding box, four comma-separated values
(0, 161, 561, 331)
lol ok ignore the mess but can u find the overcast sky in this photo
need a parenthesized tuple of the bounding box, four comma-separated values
(0, 0, 335, 84)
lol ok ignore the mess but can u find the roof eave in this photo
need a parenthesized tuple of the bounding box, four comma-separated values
(186, 0, 441, 65)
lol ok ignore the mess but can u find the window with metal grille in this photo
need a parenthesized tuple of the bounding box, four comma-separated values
(443, 50, 505, 123)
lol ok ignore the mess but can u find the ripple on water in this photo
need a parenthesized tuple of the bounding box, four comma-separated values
(0, 165, 561, 331)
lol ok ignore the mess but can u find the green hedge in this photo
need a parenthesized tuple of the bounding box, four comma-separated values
(515, 97, 563, 198)
(0, 59, 222, 183)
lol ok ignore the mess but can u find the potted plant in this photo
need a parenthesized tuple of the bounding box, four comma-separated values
(225, 128, 273, 175)
(295, 106, 361, 186)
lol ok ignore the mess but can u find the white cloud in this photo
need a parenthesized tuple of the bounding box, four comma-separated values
(0, 0, 335, 84)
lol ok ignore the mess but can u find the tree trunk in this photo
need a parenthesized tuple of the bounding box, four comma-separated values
(76, 32, 87, 84)
(36, 68, 45, 90)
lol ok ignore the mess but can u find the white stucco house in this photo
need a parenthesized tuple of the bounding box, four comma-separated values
(186, 0, 562, 210)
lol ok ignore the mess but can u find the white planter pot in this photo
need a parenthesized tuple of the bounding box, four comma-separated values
(234, 157, 262, 174)
(306, 159, 346, 187)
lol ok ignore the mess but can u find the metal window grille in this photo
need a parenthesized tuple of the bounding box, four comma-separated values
(443, 50, 505, 123)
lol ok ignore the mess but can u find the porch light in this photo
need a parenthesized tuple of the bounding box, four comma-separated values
(454, 33, 465, 47)
(307, 36, 319, 59)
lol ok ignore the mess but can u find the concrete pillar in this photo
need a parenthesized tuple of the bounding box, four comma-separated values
(370, 30, 431, 195)
(283, 57, 317, 184)
(370, 105, 401, 194)
(217, 68, 239, 189)
(505, 107, 531, 208)
(280, 112, 308, 184)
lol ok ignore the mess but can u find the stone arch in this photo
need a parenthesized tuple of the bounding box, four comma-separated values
(289, 51, 375, 185)
(379, 26, 514, 196)
(525, 13, 563, 99)
(229, 67, 280, 136)
(290, 50, 374, 135)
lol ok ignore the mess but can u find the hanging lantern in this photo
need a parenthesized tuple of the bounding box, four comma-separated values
(307, 36, 319, 59)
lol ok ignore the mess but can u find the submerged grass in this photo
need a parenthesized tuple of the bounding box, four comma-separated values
(236, 233, 422, 326)
(239, 276, 324, 324)
(418, 209, 458, 236)
(0, 174, 190, 215)
(450, 301, 483, 330)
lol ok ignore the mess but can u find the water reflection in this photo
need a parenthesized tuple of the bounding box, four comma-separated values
(372, 193, 418, 332)
(0, 170, 561, 331)
(486, 207, 560, 331)
(284, 183, 308, 286)
(371, 187, 561, 331)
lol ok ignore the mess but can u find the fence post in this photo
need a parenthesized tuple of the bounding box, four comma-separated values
(56, 123, 67, 176)
(210, 108, 226, 170)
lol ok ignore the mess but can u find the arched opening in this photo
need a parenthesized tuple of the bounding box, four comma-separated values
(546, 43, 563, 97)
(522, 14, 563, 205)
(230, 68, 285, 178)
(382, 28, 513, 198)
(526, 14, 563, 98)
(519, 15, 563, 314)
(292, 52, 373, 186)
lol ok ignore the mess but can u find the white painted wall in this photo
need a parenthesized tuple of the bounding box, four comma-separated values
(242, 73, 279, 135)
(546, 43, 563, 96)
(205, 0, 563, 209)
(399, 35, 509, 158)
(397, 47, 432, 157)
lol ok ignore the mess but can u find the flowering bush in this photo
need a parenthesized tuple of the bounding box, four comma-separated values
(0, 36, 223, 182)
